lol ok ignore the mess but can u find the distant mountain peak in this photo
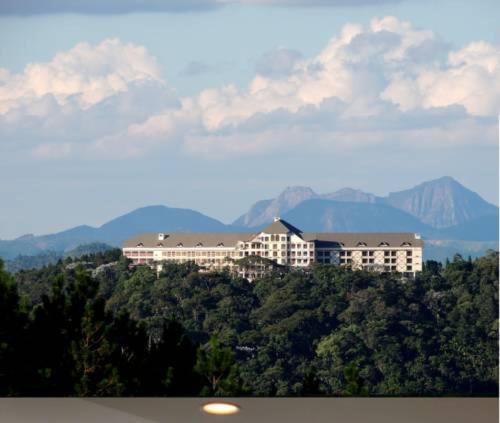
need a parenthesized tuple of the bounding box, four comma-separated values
(384, 177, 497, 228)
(234, 176, 497, 230)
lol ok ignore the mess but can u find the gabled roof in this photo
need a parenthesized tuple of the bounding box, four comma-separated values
(123, 233, 255, 248)
(303, 232, 424, 248)
(262, 218, 303, 235)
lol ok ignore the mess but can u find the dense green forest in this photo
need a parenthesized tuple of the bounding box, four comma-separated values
(4, 242, 114, 273)
(1, 250, 498, 396)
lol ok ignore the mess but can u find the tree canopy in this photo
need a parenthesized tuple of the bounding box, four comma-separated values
(1, 251, 498, 396)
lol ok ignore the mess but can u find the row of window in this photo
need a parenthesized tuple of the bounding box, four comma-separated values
(131, 256, 415, 272)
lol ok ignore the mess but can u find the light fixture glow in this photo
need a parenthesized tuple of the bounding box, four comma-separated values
(202, 402, 241, 415)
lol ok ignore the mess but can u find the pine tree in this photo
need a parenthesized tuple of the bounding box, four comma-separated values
(195, 336, 243, 396)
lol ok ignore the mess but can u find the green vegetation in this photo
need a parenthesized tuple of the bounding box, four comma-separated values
(5, 242, 115, 273)
(1, 251, 498, 396)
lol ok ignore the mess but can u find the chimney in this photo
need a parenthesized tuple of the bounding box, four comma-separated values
(414, 233, 421, 239)
(158, 233, 165, 241)
(273, 216, 281, 222)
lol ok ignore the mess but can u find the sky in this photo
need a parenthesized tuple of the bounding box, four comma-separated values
(0, 0, 499, 239)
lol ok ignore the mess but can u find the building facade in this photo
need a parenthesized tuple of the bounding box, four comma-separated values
(122, 218, 423, 278)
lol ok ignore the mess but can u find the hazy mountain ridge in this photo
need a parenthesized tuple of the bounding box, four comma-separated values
(280, 199, 430, 233)
(382, 176, 498, 228)
(0, 205, 231, 260)
(235, 176, 498, 230)
(234, 186, 318, 227)
(233, 186, 380, 227)
(0, 177, 497, 261)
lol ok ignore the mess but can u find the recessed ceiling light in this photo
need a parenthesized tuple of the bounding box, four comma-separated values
(202, 402, 241, 415)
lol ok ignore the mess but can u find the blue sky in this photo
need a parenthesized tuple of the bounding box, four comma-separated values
(0, 0, 499, 238)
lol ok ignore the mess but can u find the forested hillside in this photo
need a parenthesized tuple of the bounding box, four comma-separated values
(1, 251, 498, 396)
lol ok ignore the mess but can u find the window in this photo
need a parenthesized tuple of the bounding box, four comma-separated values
(281, 236, 286, 241)
(406, 265, 412, 271)
(407, 250, 412, 256)
(407, 258, 412, 264)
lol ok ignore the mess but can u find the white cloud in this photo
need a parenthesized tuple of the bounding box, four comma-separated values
(1, 17, 499, 161)
(122, 15, 499, 157)
(0, 38, 162, 115)
(382, 41, 500, 116)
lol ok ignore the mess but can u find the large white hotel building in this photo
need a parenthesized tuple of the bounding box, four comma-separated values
(122, 218, 423, 279)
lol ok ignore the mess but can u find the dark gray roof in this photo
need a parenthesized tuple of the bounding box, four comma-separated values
(123, 218, 423, 249)
(262, 219, 303, 235)
(123, 231, 422, 249)
(303, 233, 423, 248)
(123, 233, 255, 248)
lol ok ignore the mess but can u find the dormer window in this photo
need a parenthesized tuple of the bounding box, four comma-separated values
(136, 243, 144, 247)
(196, 242, 203, 247)
(357, 242, 367, 247)
(176, 243, 183, 247)
(401, 242, 412, 247)
(156, 243, 164, 247)
(379, 242, 389, 247)
(217, 242, 224, 247)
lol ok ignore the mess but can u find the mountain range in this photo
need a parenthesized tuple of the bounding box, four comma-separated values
(234, 176, 498, 229)
(0, 176, 497, 261)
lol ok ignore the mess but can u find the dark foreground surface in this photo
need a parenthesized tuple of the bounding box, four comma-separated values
(0, 398, 498, 423)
